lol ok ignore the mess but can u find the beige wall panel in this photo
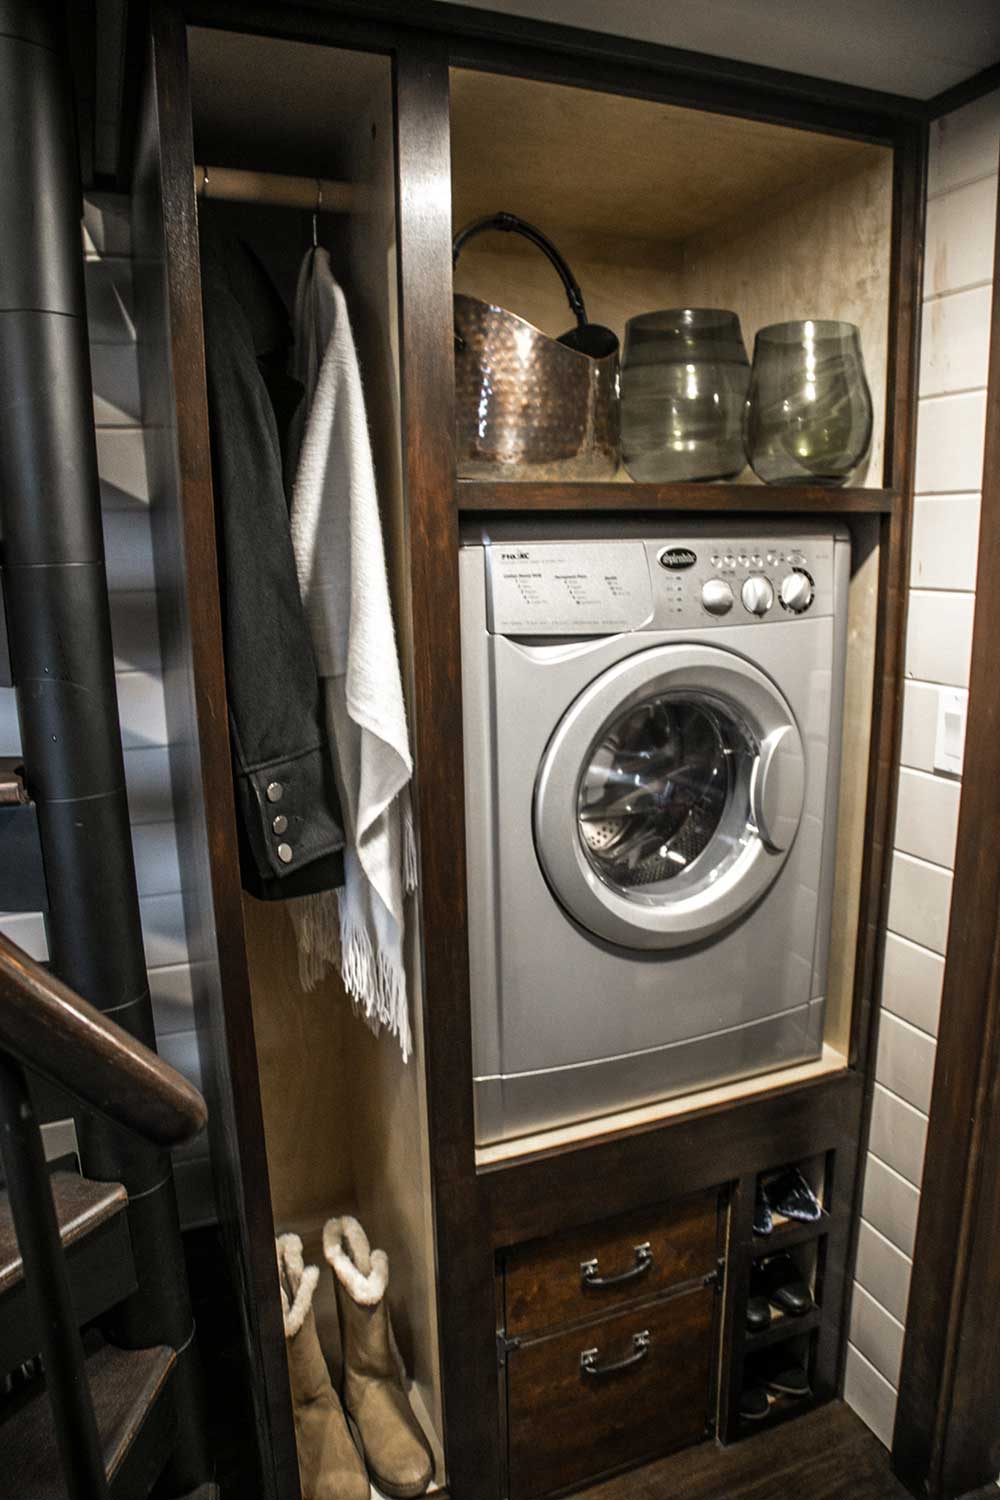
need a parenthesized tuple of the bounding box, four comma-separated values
(453, 243, 684, 351)
(243, 897, 355, 1226)
(343, 929, 442, 1458)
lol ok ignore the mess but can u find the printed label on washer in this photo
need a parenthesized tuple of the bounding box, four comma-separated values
(487, 542, 653, 635)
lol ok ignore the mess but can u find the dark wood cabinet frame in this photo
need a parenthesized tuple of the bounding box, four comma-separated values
(892, 171, 1000, 1500)
(132, 3, 930, 1495)
(133, 11, 303, 1497)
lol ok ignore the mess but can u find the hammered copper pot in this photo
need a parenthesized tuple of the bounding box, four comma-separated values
(453, 214, 621, 481)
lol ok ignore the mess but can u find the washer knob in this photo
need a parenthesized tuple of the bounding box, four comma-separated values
(741, 575, 774, 616)
(780, 569, 814, 614)
(701, 578, 734, 615)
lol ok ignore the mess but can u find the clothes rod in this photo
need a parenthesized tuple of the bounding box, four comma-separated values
(193, 165, 356, 212)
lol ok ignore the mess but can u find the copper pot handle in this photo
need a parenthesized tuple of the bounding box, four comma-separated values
(452, 211, 588, 328)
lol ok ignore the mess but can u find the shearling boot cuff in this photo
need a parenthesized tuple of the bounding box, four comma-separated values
(277, 1232, 321, 1338)
(323, 1216, 389, 1306)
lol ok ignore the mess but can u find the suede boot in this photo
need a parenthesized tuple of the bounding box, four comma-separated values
(324, 1217, 434, 1499)
(276, 1234, 370, 1500)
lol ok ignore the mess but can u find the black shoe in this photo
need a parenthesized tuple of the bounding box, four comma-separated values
(753, 1180, 773, 1236)
(762, 1252, 812, 1316)
(763, 1167, 822, 1223)
(746, 1262, 772, 1332)
(759, 1350, 811, 1398)
(739, 1384, 771, 1422)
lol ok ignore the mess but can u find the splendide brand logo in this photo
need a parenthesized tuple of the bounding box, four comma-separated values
(500, 551, 530, 560)
(658, 548, 697, 570)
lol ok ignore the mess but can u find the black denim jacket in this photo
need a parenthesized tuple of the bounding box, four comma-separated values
(199, 229, 345, 899)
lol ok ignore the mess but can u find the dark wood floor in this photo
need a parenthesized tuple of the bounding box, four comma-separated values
(577, 1403, 913, 1500)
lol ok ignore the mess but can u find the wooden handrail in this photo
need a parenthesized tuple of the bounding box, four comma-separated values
(0, 934, 206, 1149)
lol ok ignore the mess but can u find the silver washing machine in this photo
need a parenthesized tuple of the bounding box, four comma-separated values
(460, 518, 850, 1147)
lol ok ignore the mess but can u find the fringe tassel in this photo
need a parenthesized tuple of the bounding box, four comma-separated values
(289, 892, 341, 992)
(402, 793, 419, 895)
(337, 892, 413, 1063)
(288, 891, 413, 1063)
(288, 791, 417, 1059)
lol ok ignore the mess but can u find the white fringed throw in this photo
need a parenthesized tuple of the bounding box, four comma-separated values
(288, 248, 417, 1061)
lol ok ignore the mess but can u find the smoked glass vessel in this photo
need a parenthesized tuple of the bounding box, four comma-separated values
(744, 319, 873, 486)
(621, 309, 750, 483)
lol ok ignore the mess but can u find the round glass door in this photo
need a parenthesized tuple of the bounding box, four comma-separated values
(534, 643, 805, 950)
(578, 692, 757, 903)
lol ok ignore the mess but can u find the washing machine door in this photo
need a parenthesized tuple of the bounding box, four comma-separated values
(534, 643, 805, 950)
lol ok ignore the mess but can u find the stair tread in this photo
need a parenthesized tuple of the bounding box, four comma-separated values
(0, 1171, 127, 1297)
(0, 1340, 176, 1500)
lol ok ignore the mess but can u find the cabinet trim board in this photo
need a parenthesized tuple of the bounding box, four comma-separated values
(134, 7, 298, 1496)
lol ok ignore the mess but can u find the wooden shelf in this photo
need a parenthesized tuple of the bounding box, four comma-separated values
(736, 1390, 824, 1439)
(457, 481, 897, 514)
(744, 1306, 822, 1351)
(752, 1210, 832, 1257)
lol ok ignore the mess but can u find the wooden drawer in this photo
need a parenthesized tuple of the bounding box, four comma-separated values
(506, 1284, 715, 1500)
(503, 1190, 718, 1337)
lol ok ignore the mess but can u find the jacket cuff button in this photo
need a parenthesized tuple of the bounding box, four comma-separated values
(277, 842, 294, 864)
(272, 814, 288, 835)
(266, 781, 284, 803)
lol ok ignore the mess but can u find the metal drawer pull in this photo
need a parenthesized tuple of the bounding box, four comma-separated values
(580, 1330, 651, 1377)
(580, 1242, 653, 1289)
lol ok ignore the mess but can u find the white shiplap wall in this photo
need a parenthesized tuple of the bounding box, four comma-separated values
(0, 193, 214, 1227)
(844, 92, 1000, 1446)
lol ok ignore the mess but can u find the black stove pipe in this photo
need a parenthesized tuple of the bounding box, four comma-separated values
(0, 3, 207, 1488)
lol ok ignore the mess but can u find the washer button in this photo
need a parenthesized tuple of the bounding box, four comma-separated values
(701, 578, 735, 615)
(780, 569, 815, 614)
(741, 575, 774, 616)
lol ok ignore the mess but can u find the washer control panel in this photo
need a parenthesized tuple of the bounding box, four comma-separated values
(655, 536, 828, 629)
(484, 534, 835, 636)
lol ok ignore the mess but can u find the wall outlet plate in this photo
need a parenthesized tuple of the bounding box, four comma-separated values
(934, 687, 967, 777)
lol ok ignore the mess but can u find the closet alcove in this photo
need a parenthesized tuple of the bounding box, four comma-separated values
(133, 7, 922, 1497)
(189, 23, 445, 1476)
(135, 20, 446, 1497)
